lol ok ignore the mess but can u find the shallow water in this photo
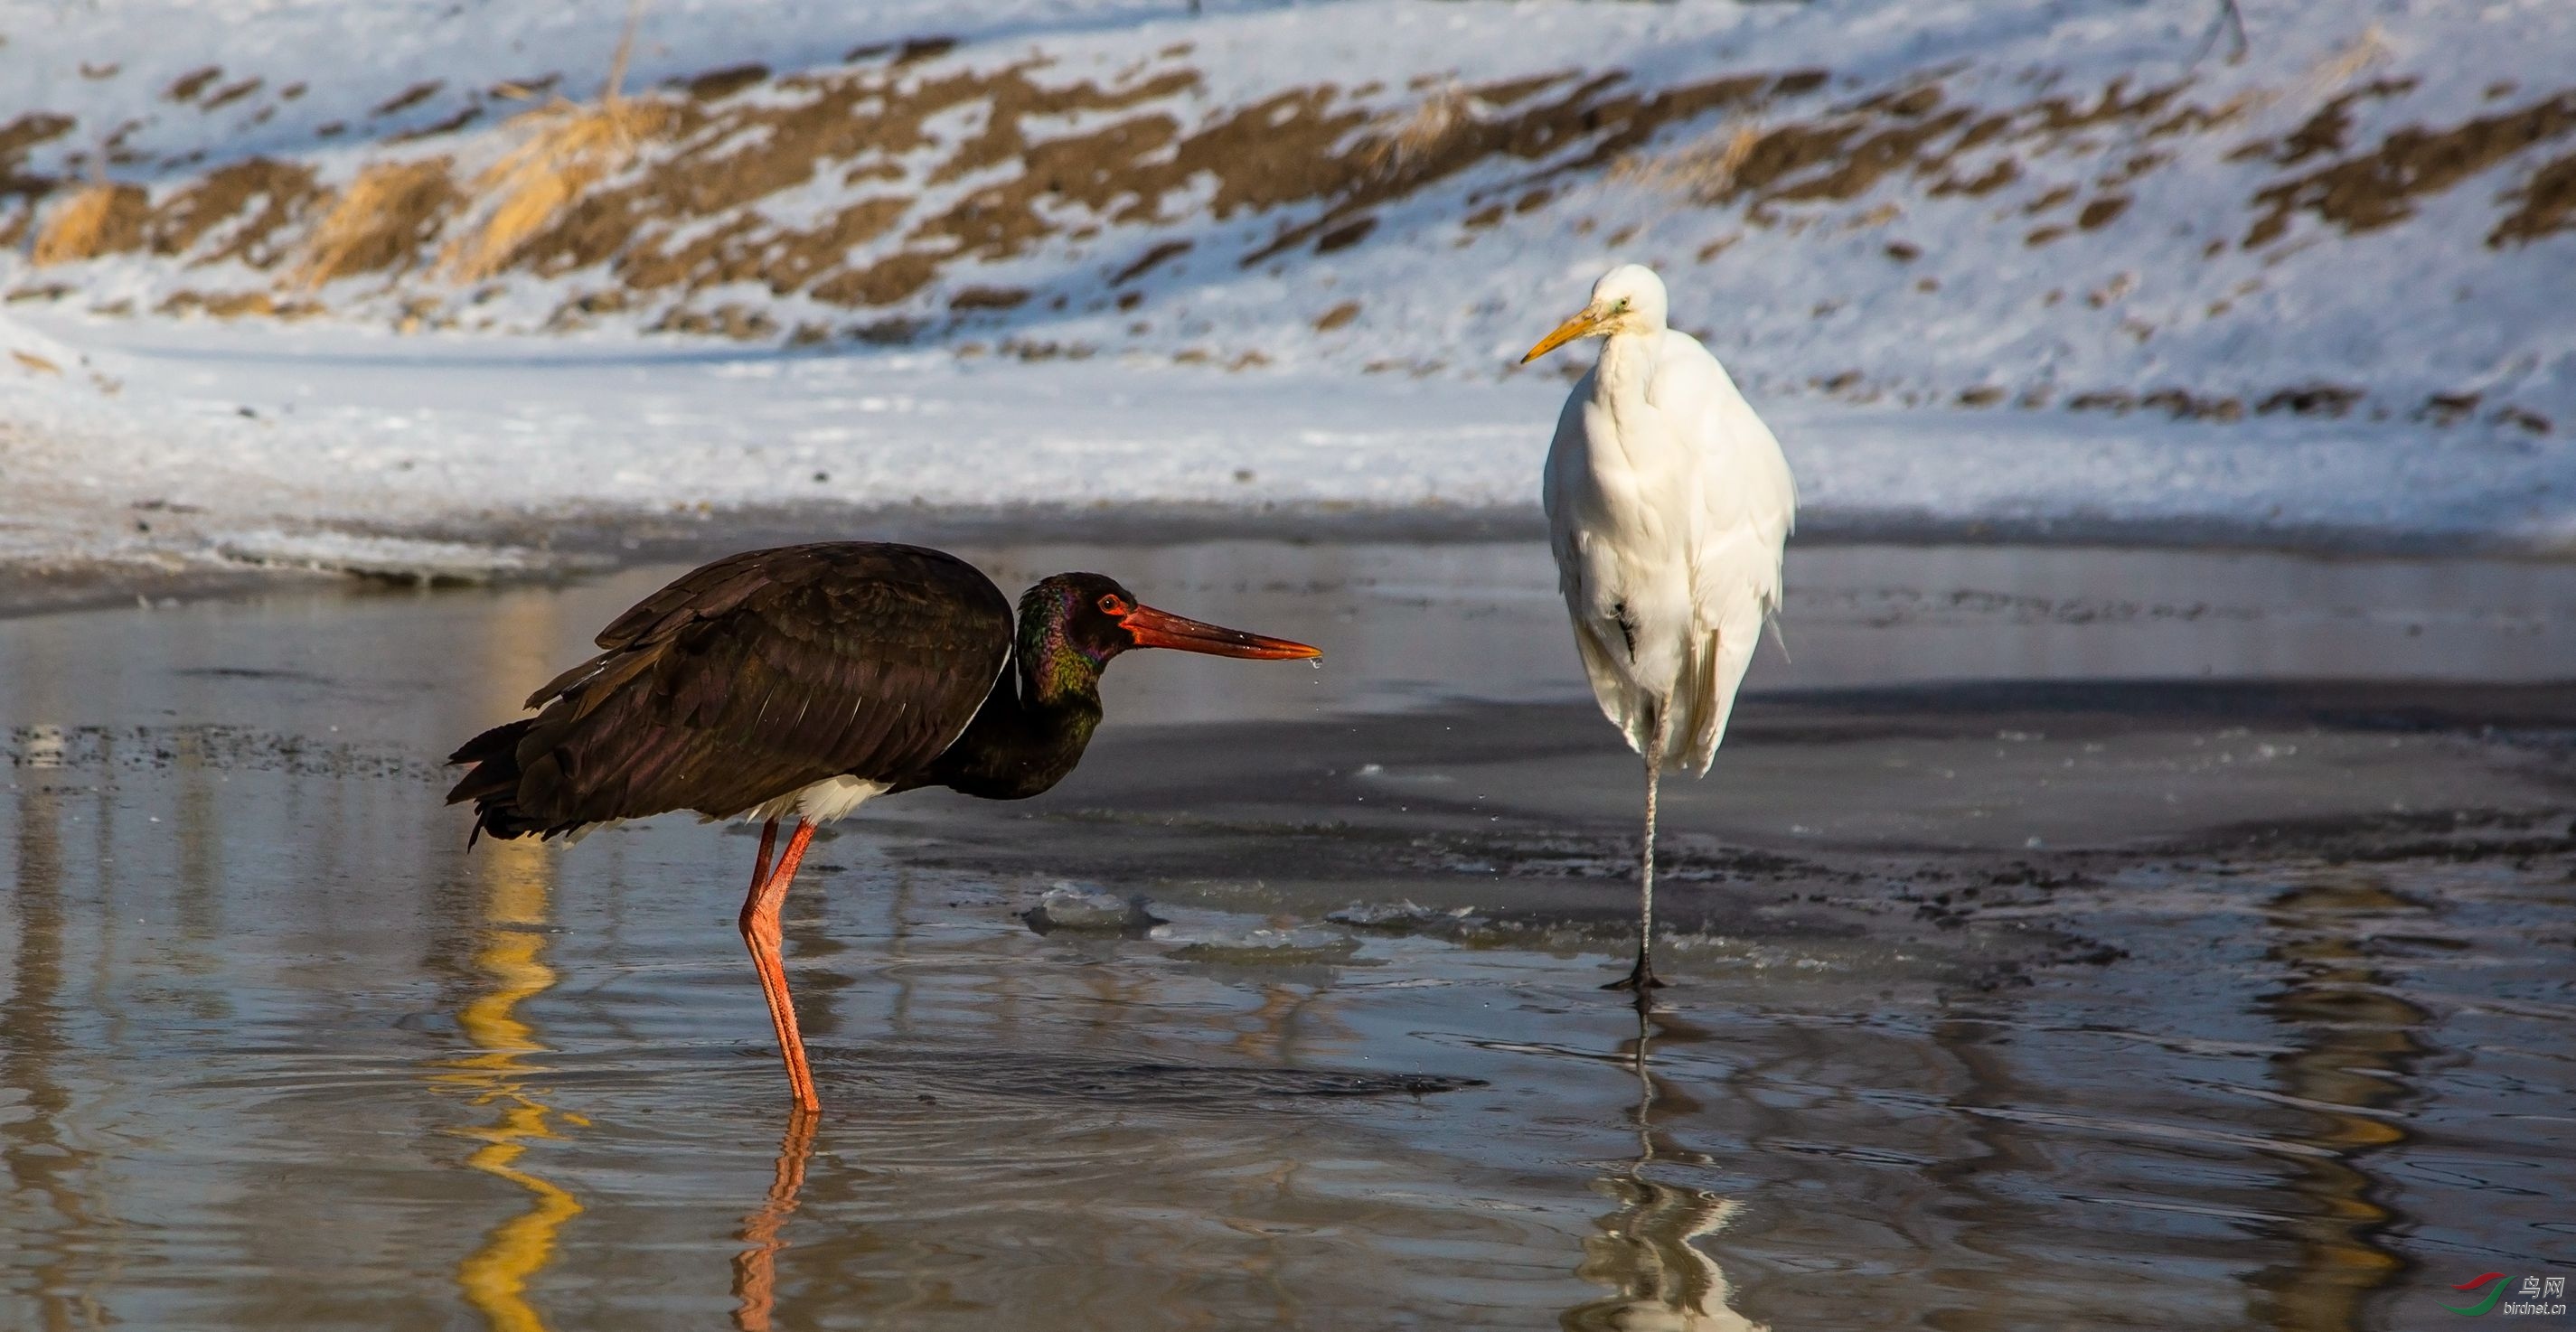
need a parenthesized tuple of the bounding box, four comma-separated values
(3, 541, 2572, 1329)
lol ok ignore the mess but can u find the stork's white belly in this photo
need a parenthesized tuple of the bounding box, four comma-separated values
(740, 774, 892, 826)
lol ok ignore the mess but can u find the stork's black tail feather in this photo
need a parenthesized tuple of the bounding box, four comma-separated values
(446, 719, 548, 846)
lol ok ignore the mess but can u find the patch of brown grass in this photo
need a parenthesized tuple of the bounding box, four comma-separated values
(153, 157, 320, 264)
(439, 4, 670, 282)
(440, 97, 669, 282)
(294, 159, 459, 286)
(1612, 120, 1764, 202)
(1360, 82, 1481, 173)
(2244, 91, 2576, 247)
(163, 290, 290, 319)
(1110, 239, 1191, 286)
(1245, 70, 1791, 264)
(2296, 25, 2391, 107)
(32, 183, 148, 265)
(2491, 148, 2576, 246)
(2255, 383, 2364, 417)
(651, 302, 776, 340)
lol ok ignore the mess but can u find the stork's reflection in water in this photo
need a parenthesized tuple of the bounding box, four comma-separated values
(715, 1008, 1768, 1331)
(731, 1115, 818, 1332)
(1563, 1009, 1766, 1332)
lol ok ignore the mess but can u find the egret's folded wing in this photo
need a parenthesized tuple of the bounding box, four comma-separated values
(1652, 333, 1798, 770)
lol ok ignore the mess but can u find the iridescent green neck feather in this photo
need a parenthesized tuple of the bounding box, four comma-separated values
(1016, 584, 1113, 704)
(915, 586, 1110, 801)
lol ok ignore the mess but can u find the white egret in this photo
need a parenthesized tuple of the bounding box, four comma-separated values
(1520, 264, 1796, 995)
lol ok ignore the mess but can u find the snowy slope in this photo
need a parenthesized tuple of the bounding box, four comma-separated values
(2, 0, 2573, 573)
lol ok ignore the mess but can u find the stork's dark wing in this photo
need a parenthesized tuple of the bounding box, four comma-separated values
(447, 542, 1012, 835)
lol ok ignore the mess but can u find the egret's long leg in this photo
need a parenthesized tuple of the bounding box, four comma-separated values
(1608, 710, 1667, 997)
(738, 819, 823, 1113)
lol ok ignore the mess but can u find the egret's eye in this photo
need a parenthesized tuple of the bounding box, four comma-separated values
(1097, 594, 1129, 616)
(1613, 298, 1630, 313)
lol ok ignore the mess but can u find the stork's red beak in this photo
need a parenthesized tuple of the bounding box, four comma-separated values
(1121, 604, 1321, 660)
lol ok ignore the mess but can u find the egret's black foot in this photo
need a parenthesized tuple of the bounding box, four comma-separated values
(1603, 961, 1667, 993)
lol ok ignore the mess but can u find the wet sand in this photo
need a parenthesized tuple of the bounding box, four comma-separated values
(3, 539, 2571, 1329)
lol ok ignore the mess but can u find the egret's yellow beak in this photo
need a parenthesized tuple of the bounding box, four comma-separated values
(1520, 305, 1612, 364)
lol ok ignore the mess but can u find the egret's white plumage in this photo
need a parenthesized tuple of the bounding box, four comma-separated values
(1523, 264, 1795, 992)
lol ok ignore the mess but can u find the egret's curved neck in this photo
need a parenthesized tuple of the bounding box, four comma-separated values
(1594, 327, 1658, 408)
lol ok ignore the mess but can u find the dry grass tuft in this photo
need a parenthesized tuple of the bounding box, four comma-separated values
(32, 183, 127, 266)
(2204, 87, 2273, 123)
(2298, 23, 2390, 102)
(438, 3, 667, 282)
(2213, 24, 2393, 125)
(294, 160, 456, 287)
(1612, 121, 1765, 202)
(1361, 82, 1482, 172)
(438, 97, 667, 281)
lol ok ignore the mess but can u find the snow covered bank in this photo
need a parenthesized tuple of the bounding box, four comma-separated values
(2, 0, 2573, 576)
(4, 309, 2567, 588)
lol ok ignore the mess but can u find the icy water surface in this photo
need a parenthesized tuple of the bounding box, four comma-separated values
(3, 541, 2572, 1329)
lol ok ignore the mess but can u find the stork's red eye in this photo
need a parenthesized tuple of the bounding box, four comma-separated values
(1097, 594, 1129, 616)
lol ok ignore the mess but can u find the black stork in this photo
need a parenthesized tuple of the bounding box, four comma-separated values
(445, 541, 1320, 1113)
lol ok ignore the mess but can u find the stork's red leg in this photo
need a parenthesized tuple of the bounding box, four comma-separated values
(738, 818, 822, 1113)
(748, 818, 779, 896)
(742, 816, 795, 1100)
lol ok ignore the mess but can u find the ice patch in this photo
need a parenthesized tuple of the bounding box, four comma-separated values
(1160, 925, 1363, 964)
(1327, 899, 1443, 929)
(1024, 882, 1161, 934)
(212, 530, 549, 585)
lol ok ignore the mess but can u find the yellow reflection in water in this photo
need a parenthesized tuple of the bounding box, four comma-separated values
(431, 839, 586, 1332)
(2249, 871, 2425, 1332)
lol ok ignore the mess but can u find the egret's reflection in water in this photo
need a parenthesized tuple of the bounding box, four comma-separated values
(429, 840, 585, 1332)
(1564, 1010, 1766, 1332)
